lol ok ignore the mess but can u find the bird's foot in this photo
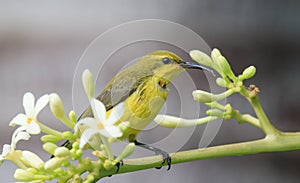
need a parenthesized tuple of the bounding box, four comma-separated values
(134, 140, 172, 170)
(154, 149, 171, 170)
(115, 159, 124, 173)
(107, 159, 123, 177)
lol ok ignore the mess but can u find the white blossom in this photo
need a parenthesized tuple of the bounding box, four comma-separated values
(75, 98, 124, 148)
(9, 92, 49, 134)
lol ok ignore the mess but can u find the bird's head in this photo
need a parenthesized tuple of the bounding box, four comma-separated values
(137, 50, 210, 84)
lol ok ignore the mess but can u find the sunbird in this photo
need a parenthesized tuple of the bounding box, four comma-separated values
(64, 50, 208, 170)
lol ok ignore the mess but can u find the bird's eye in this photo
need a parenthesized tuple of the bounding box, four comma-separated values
(162, 57, 171, 64)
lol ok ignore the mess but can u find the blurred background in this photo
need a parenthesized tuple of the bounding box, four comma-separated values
(0, 0, 300, 182)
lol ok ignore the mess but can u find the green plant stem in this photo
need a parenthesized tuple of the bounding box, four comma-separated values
(35, 120, 63, 138)
(155, 115, 220, 128)
(94, 132, 300, 180)
(231, 109, 260, 128)
(248, 96, 280, 136)
(60, 115, 75, 129)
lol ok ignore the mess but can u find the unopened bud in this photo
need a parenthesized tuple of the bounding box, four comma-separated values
(216, 77, 227, 88)
(43, 142, 58, 155)
(21, 151, 44, 169)
(62, 131, 75, 139)
(41, 134, 61, 143)
(14, 169, 34, 181)
(72, 141, 80, 149)
(44, 157, 64, 171)
(103, 159, 113, 170)
(240, 65, 256, 80)
(86, 174, 95, 182)
(82, 69, 95, 100)
(206, 109, 224, 117)
(115, 143, 135, 163)
(217, 56, 236, 80)
(118, 121, 130, 132)
(211, 48, 222, 63)
(69, 110, 77, 124)
(54, 147, 70, 158)
(190, 50, 213, 67)
(193, 90, 213, 103)
(49, 93, 66, 120)
(26, 168, 38, 174)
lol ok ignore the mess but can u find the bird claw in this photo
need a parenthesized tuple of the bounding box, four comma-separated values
(134, 140, 172, 171)
(115, 159, 124, 173)
(155, 150, 171, 170)
(107, 159, 124, 177)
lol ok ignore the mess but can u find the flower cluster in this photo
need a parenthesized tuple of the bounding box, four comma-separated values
(1, 92, 49, 165)
(155, 49, 258, 129)
(0, 69, 134, 182)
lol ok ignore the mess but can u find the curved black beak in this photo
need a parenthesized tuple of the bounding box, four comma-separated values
(180, 61, 215, 75)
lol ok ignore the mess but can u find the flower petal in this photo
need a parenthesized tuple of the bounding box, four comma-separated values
(22, 151, 44, 169)
(33, 94, 49, 117)
(105, 103, 124, 126)
(12, 131, 31, 149)
(9, 114, 27, 126)
(100, 126, 122, 138)
(79, 128, 99, 149)
(75, 118, 97, 129)
(1, 144, 12, 157)
(26, 121, 41, 134)
(23, 92, 35, 116)
(90, 98, 106, 122)
(14, 132, 31, 143)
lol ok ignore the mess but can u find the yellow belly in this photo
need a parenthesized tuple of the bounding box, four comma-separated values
(118, 76, 169, 141)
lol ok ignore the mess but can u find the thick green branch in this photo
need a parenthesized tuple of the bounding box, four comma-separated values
(95, 132, 300, 179)
(248, 96, 280, 136)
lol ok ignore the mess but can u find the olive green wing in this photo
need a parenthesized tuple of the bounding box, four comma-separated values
(78, 70, 150, 119)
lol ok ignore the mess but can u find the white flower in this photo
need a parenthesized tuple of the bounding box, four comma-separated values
(0, 144, 11, 164)
(75, 98, 124, 149)
(11, 127, 31, 150)
(9, 92, 49, 134)
(0, 128, 30, 164)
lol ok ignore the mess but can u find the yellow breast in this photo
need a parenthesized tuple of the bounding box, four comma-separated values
(118, 76, 169, 141)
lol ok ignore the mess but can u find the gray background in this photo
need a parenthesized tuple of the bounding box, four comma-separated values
(0, 0, 300, 182)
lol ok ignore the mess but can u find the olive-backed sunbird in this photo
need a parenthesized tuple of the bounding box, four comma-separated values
(65, 50, 208, 169)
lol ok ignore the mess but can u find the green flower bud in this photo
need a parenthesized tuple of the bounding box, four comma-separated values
(69, 110, 77, 124)
(211, 48, 222, 63)
(20, 151, 44, 169)
(72, 141, 80, 149)
(240, 65, 256, 80)
(82, 69, 95, 100)
(44, 157, 64, 171)
(206, 109, 224, 117)
(26, 168, 38, 174)
(49, 93, 66, 120)
(54, 147, 70, 158)
(41, 134, 62, 143)
(92, 150, 107, 160)
(75, 149, 82, 157)
(43, 142, 58, 155)
(14, 169, 34, 181)
(114, 143, 135, 163)
(118, 121, 130, 132)
(217, 55, 236, 80)
(216, 77, 227, 88)
(193, 89, 236, 103)
(190, 50, 213, 67)
(86, 174, 95, 182)
(54, 167, 64, 175)
(62, 131, 75, 139)
(103, 159, 113, 170)
(193, 90, 213, 103)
